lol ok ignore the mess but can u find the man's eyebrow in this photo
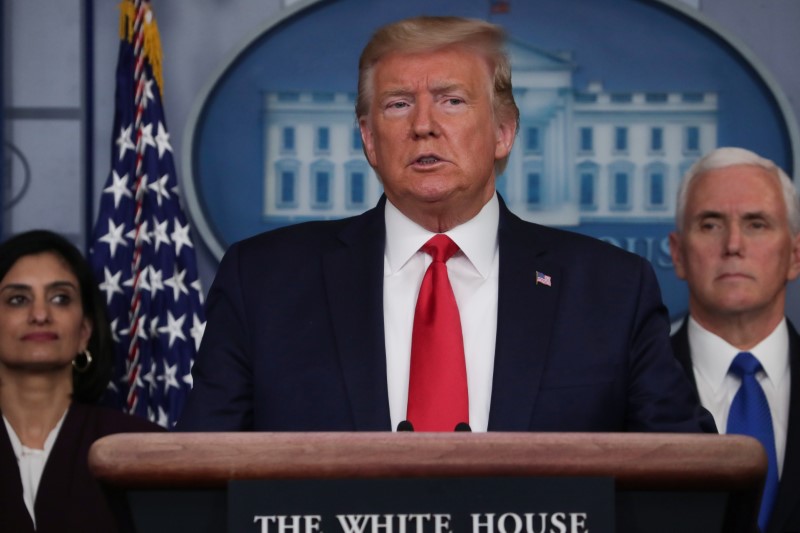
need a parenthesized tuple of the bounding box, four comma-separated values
(379, 88, 414, 99)
(741, 211, 769, 220)
(695, 210, 724, 220)
(694, 210, 771, 222)
(429, 82, 466, 94)
(378, 82, 468, 99)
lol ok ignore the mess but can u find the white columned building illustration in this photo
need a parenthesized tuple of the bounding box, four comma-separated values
(262, 38, 717, 226)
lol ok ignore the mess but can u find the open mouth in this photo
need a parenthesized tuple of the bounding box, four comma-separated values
(416, 156, 441, 165)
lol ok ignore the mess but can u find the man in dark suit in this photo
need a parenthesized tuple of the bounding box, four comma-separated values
(178, 16, 712, 434)
(669, 147, 800, 532)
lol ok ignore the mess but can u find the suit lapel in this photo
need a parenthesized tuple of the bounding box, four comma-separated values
(34, 404, 82, 531)
(671, 319, 699, 391)
(488, 203, 561, 430)
(768, 321, 800, 533)
(0, 412, 35, 532)
(323, 201, 391, 430)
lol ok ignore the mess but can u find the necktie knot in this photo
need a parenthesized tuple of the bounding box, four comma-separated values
(422, 234, 459, 264)
(729, 351, 763, 378)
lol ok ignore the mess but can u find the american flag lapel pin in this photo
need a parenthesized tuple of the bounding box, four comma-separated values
(535, 271, 552, 287)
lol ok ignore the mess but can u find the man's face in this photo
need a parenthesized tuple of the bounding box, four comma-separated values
(669, 165, 800, 323)
(359, 46, 515, 231)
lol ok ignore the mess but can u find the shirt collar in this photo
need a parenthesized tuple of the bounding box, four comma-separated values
(3, 406, 69, 458)
(688, 316, 789, 391)
(384, 194, 499, 278)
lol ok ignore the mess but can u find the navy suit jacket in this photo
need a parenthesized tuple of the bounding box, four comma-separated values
(179, 197, 713, 433)
(672, 319, 800, 533)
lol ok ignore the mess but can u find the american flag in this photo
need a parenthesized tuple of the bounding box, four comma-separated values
(89, 0, 206, 428)
(535, 271, 552, 287)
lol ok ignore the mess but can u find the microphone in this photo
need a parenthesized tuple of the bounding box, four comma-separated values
(454, 422, 472, 432)
(397, 420, 415, 432)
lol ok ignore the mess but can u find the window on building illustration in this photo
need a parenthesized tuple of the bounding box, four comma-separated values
(349, 172, 365, 206)
(579, 127, 593, 153)
(611, 94, 632, 103)
(614, 127, 628, 152)
(282, 127, 295, 152)
(316, 127, 330, 153)
(345, 160, 370, 210)
(525, 127, 541, 153)
(522, 161, 544, 208)
(527, 172, 541, 206)
(682, 93, 704, 103)
(312, 92, 335, 103)
(577, 162, 599, 211)
(650, 172, 664, 206)
(650, 128, 663, 152)
(275, 159, 300, 208)
(280, 170, 295, 206)
(613, 172, 629, 208)
(352, 127, 362, 151)
(645, 163, 669, 210)
(314, 171, 330, 206)
(580, 172, 595, 209)
(645, 93, 668, 103)
(310, 160, 334, 209)
(685, 126, 700, 154)
(608, 161, 634, 211)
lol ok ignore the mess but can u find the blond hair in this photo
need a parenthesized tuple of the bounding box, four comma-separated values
(356, 16, 520, 174)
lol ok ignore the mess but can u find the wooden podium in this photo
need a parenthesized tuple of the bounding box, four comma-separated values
(89, 432, 765, 533)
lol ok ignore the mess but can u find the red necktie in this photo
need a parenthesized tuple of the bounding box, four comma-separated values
(406, 234, 468, 431)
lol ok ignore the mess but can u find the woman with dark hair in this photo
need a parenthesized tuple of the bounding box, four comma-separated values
(0, 230, 162, 533)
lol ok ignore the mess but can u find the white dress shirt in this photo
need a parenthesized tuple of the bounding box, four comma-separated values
(4, 408, 68, 527)
(383, 195, 500, 432)
(687, 316, 791, 476)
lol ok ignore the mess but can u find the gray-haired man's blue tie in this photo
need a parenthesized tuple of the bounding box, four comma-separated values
(727, 351, 778, 532)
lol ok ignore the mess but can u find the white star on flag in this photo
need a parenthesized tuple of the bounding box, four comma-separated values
(171, 220, 194, 255)
(99, 267, 124, 305)
(148, 173, 171, 206)
(139, 122, 156, 150)
(164, 268, 189, 301)
(125, 219, 152, 246)
(115, 124, 135, 160)
(154, 121, 173, 158)
(151, 218, 172, 251)
(190, 313, 206, 352)
(104, 171, 133, 208)
(158, 311, 187, 348)
(160, 362, 181, 392)
(98, 219, 128, 258)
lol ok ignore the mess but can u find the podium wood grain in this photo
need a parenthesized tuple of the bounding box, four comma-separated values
(89, 432, 765, 490)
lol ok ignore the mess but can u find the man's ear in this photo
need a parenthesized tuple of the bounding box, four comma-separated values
(787, 232, 800, 282)
(359, 117, 378, 167)
(669, 231, 687, 280)
(494, 116, 516, 161)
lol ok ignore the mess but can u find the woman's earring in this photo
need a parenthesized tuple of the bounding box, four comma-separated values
(72, 349, 92, 373)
